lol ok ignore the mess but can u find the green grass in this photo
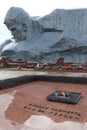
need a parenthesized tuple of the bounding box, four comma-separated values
(0, 67, 34, 71)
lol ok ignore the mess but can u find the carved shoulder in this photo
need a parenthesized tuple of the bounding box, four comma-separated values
(0, 39, 12, 54)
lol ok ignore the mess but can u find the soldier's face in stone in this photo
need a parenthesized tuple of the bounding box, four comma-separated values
(6, 21, 27, 42)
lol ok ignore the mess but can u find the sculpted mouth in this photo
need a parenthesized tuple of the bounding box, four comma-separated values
(13, 35, 20, 39)
(14, 35, 19, 38)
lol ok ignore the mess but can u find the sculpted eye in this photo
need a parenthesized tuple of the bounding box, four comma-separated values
(11, 28, 16, 31)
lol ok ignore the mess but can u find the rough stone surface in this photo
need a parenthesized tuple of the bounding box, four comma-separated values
(0, 7, 87, 63)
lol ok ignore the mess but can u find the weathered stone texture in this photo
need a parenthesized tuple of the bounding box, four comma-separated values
(0, 7, 87, 63)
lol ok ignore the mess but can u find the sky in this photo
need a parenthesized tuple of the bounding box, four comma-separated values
(0, 0, 87, 43)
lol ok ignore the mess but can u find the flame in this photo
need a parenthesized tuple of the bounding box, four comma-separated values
(61, 91, 66, 97)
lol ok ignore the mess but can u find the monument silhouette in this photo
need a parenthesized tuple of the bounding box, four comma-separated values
(0, 7, 87, 63)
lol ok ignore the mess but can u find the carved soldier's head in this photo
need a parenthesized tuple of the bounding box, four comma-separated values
(4, 7, 32, 42)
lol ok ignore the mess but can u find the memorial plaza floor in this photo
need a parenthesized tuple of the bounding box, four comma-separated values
(0, 70, 87, 129)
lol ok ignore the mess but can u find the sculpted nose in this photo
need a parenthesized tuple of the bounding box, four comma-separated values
(10, 28, 16, 35)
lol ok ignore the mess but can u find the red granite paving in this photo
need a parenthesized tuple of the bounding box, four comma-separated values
(0, 81, 87, 124)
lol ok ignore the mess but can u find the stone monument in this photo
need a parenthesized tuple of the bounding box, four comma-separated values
(0, 7, 87, 63)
